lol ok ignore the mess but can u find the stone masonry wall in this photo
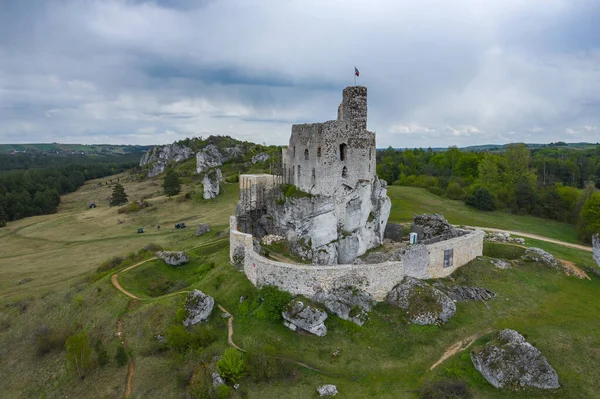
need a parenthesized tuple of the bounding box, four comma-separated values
(230, 216, 484, 301)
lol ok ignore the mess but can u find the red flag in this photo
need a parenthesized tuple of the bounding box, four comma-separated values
(355, 67, 360, 77)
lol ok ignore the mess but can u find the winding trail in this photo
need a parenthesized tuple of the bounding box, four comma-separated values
(469, 226, 592, 252)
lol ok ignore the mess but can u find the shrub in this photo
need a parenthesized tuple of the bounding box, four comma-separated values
(426, 186, 445, 197)
(117, 200, 151, 214)
(34, 325, 70, 357)
(446, 182, 465, 200)
(217, 348, 246, 383)
(165, 324, 218, 354)
(115, 346, 128, 367)
(419, 379, 472, 399)
(253, 286, 292, 323)
(94, 339, 109, 367)
(247, 349, 297, 383)
(465, 187, 495, 211)
(65, 331, 92, 379)
(96, 256, 125, 273)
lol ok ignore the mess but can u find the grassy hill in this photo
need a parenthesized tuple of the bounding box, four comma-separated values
(0, 180, 598, 398)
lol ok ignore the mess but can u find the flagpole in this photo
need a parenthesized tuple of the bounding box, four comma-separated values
(354, 66, 356, 85)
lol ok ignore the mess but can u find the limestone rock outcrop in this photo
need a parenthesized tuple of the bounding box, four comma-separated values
(314, 286, 376, 326)
(196, 144, 244, 174)
(282, 299, 328, 336)
(440, 285, 495, 302)
(140, 143, 194, 177)
(183, 290, 214, 326)
(521, 248, 560, 270)
(156, 251, 189, 266)
(261, 176, 390, 265)
(485, 232, 525, 245)
(251, 152, 270, 163)
(195, 224, 211, 236)
(385, 277, 456, 325)
(412, 213, 457, 240)
(471, 329, 560, 390)
(203, 168, 222, 199)
(317, 384, 338, 397)
(593, 234, 600, 267)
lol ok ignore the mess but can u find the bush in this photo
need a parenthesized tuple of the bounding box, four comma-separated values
(253, 286, 292, 323)
(117, 200, 151, 214)
(465, 187, 495, 211)
(65, 331, 92, 379)
(165, 324, 218, 354)
(115, 346, 128, 367)
(94, 339, 109, 367)
(247, 349, 297, 383)
(446, 182, 465, 200)
(217, 348, 246, 383)
(33, 325, 70, 357)
(419, 379, 472, 399)
(426, 186, 445, 197)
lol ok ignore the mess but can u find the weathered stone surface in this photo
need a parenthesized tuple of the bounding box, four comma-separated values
(317, 384, 338, 397)
(282, 299, 328, 336)
(156, 251, 189, 266)
(203, 168, 222, 199)
(364, 251, 392, 264)
(385, 277, 456, 325)
(212, 372, 224, 387)
(485, 232, 525, 245)
(195, 224, 211, 236)
(442, 286, 496, 302)
(183, 290, 214, 326)
(490, 258, 512, 270)
(412, 213, 456, 240)
(140, 142, 194, 177)
(521, 248, 560, 270)
(261, 234, 284, 246)
(593, 234, 600, 268)
(384, 223, 403, 242)
(196, 144, 244, 174)
(251, 152, 270, 163)
(314, 286, 376, 326)
(471, 329, 560, 390)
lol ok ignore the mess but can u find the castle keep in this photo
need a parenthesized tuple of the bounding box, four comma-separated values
(282, 86, 376, 196)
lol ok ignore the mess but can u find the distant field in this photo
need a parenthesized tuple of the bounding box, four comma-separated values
(387, 186, 581, 244)
(0, 143, 151, 154)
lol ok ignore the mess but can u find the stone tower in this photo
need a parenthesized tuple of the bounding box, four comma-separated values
(282, 86, 376, 196)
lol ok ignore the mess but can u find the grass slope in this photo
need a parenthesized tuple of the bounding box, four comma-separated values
(388, 186, 581, 244)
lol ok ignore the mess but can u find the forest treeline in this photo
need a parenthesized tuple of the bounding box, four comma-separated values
(376, 144, 600, 242)
(0, 155, 138, 226)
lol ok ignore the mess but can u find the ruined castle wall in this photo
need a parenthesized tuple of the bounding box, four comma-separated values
(229, 215, 253, 268)
(238, 174, 278, 211)
(230, 217, 484, 301)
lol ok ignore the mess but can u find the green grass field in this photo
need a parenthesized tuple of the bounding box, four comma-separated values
(1, 178, 599, 398)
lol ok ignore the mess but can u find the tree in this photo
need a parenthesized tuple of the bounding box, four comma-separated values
(0, 205, 7, 227)
(115, 345, 128, 367)
(110, 183, 128, 206)
(504, 143, 530, 185)
(578, 193, 600, 242)
(465, 187, 496, 211)
(217, 347, 246, 383)
(94, 339, 109, 367)
(163, 169, 181, 196)
(65, 331, 92, 379)
(477, 153, 499, 189)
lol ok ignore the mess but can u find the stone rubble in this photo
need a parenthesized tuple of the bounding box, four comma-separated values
(521, 247, 560, 270)
(490, 258, 512, 270)
(211, 372, 225, 387)
(156, 251, 189, 266)
(485, 232, 526, 245)
(317, 384, 338, 397)
(195, 223, 211, 236)
(471, 329, 560, 390)
(441, 285, 496, 302)
(412, 213, 456, 240)
(261, 234, 285, 246)
(282, 299, 328, 336)
(182, 290, 214, 327)
(385, 277, 456, 325)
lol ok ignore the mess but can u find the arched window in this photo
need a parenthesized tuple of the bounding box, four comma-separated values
(297, 165, 301, 179)
(317, 147, 322, 157)
(312, 168, 316, 180)
(369, 148, 372, 160)
(304, 149, 309, 160)
(339, 143, 347, 161)
(342, 166, 348, 178)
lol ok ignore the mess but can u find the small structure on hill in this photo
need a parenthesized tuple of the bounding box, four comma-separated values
(88, 202, 96, 209)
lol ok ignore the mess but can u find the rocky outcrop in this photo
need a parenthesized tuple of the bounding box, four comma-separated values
(251, 152, 270, 164)
(471, 329, 560, 390)
(314, 286, 376, 326)
(140, 142, 194, 177)
(593, 234, 600, 268)
(317, 384, 338, 397)
(156, 251, 189, 266)
(196, 224, 211, 236)
(385, 277, 456, 325)
(485, 232, 525, 245)
(282, 299, 328, 336)
(521, 248, 560, 270)
(490, 258, 512, 270)
(203, 168, 222, 199)
(258, 176, 391, 265)
(441, 285, 495, 302)
(196, 144, 244, 174)
(183, 290, 214, 326)
(412, 213, 456, 240)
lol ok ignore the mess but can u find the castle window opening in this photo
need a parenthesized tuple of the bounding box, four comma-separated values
(369, 149, 372, 160)
(342, 166, 348, 178)
(317, 147, 322, 157)
(293, 146, 295, 157)
(340, 143, 347, 161)
(304, 149, 309, 160)
(444, 248, 454, 268)
(297, 165, 301, 179)
(312, 168, 316, 180)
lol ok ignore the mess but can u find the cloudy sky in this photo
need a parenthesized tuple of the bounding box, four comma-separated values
(1, 0, 599, 148)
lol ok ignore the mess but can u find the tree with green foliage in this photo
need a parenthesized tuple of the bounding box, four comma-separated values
(578, 193, 600, 242)
(466, 187, 496, 211)
(94, 339, 109, 367)
(109, 183, 128, 206)
(217, 347, 246, 383)
(254, 286, 292, 322)
(65, 331, 92, 379)
(115, 345, 128, 367)
(0, 205, 7, 227)
(163, 169, 181, 196)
